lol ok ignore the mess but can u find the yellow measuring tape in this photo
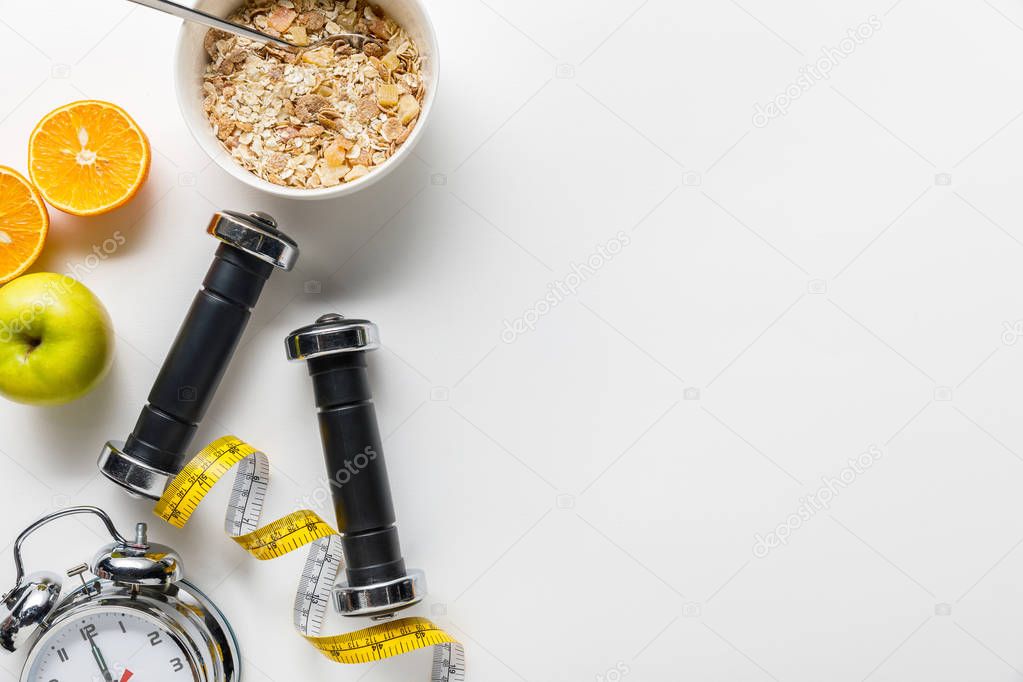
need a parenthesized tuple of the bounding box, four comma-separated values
(152, 436, 465, 679)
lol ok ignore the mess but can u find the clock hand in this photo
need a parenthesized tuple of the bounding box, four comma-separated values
(119, 670, 134, 682)
(88, 637, 114, 682)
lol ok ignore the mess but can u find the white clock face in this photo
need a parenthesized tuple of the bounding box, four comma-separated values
(24, 608, 196, 682)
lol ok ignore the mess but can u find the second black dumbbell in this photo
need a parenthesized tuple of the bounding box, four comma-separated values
(286, 314, 423, 617)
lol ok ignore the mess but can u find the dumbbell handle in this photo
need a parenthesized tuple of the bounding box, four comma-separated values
(124, 244, 274, 476)
(310, 352, 407, 588)
(286, 315, 423, 615)
(100, 211, 298, 500)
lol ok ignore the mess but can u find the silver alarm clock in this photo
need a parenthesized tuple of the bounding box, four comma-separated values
(0, 506, 238, 682)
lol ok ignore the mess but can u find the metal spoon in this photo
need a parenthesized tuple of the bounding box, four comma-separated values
(127, 0, 375, 51)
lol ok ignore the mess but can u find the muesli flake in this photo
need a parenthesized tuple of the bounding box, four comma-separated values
(202, 0, 425, 189)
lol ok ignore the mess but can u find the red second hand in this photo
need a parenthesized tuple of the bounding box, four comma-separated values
(119, 671, 133, 682)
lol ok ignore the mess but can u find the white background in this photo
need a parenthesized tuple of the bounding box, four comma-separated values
(1, 0, 1023, 680)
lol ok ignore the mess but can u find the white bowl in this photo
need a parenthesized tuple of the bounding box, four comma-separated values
(174, 0, 438, 200)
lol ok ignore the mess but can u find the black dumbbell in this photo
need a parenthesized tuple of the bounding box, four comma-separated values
(99, 211, 298, 499)
(286, 314, 423, 617)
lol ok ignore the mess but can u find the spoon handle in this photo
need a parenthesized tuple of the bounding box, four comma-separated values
(126, 0, 295, 49)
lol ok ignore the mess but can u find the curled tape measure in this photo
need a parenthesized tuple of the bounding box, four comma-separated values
(152, 436, 466, 680)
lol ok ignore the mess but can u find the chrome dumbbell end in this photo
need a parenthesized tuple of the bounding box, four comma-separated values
(99, 210, 298, 500)
(207, 211, 299, 271)
(286, 314, 424, 619)
(98, 440, 174, 501)
(333, 568, 426, 618)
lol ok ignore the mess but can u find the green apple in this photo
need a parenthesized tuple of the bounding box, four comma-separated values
(0, 272, 114, 405)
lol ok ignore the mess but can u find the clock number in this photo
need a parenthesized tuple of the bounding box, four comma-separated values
(56, 647, 69, 662)
(79, 624, 97, 641)
(118, 620, 127, 634)
(148, 631, 163, 646)
(170, 656, 184, 672)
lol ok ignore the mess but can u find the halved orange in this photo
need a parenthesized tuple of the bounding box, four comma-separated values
(0, 166, 49, 284)
(28, 100, 150, 216)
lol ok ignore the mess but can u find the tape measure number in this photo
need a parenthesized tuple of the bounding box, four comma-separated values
(153, 436, 465, 681)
